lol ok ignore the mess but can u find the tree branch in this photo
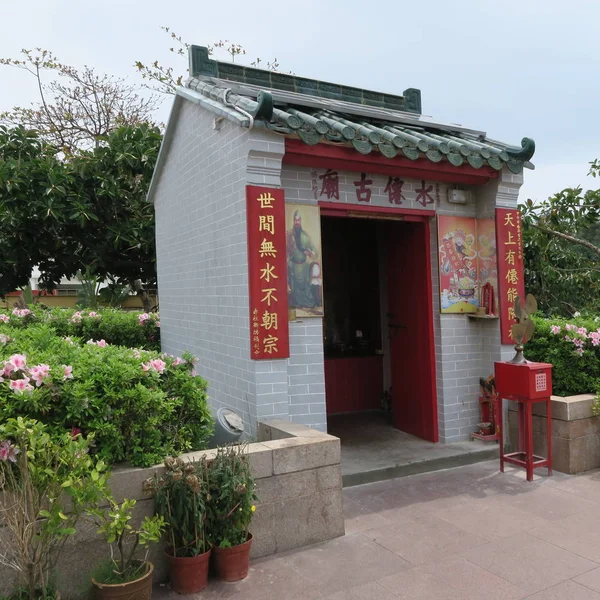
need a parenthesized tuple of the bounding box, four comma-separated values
(531, 222, 600, 256)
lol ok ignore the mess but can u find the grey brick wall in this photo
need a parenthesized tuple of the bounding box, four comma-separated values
(286, 319, 327, 431)
(153, 101, 290, 434)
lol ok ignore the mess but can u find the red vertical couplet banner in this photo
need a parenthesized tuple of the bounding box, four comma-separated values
(246, 186, 290, 360)
(495, 208, 525, 344)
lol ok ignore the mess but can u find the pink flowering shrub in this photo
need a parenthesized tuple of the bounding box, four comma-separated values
(526, 316, 600, 396)
(0, 307, 160, 351)
(0, 324, 212, 467)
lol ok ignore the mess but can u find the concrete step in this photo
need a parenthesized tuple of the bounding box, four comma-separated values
(342, 441, 499, 488)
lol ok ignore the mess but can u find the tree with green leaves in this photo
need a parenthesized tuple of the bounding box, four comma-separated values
(0, 124, 161, 309)
(521, 160, 600, 316)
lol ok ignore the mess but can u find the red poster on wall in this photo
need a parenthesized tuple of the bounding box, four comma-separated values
(495, 208, 525, 344)
(246, 186, 290, 359)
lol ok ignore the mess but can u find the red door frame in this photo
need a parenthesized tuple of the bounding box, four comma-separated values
(319, 202, 439, 443)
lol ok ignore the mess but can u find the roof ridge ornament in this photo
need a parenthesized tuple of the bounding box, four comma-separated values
(505, 137, 536, 162)
(188, 45, 421, 114)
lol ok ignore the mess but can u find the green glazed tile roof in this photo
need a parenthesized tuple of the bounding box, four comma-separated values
(185, 47, 535, 173)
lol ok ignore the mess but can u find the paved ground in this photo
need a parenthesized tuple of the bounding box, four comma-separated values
(155, 461, 600, 599)
(328, 412, 498, 486)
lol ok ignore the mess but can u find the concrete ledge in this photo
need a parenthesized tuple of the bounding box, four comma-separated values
(0, 420, 344, 599)
(508, 393, 599, 474)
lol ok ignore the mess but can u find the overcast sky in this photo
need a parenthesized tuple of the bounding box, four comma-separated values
(1, 0, 598, 202)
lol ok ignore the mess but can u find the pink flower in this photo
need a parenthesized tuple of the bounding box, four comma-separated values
(565, 324, 577, 331)
(0, 334, 10, 344)
(141, 359, 166, 374)
(576, 348, 585, 356)
(3, 362, 14, 376)
(138, 313, 150, 324)
(0, 441, 19, 463)
(63, 365, 73, 380)
(173, 357, 186, 366)
(70, 311, 83, 323)
(88, 311, 100, 318)
(12, 308, 31, 318)
(96, 339, 107, 348)
(578, 327, 588, 336)
(71, 427, 82, 440)
(29, 364, 51, 387)
(0, 314, 9, 323)
(550, 325, 561, 334)
(9, 377, 33, 394)
(564, 335, 571, 341)
(8, 354, 26, 370)
(150, 359, 166, 374)
(573, 338, 584, 348)
(64, 337, 74, 344)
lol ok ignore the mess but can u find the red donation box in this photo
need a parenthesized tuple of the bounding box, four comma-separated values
(494, 361, 553, 481)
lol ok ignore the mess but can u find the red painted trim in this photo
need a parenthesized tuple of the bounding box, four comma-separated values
(284, 139, 498, 185)
(319, 201, 434, 221)
(423, 218, 440, 443)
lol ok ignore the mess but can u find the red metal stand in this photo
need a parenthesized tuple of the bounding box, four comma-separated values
(498, 395, 552, 481)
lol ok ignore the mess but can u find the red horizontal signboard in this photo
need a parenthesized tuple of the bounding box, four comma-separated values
(246, 186, 290, 360)
(495, 208, 525, 344)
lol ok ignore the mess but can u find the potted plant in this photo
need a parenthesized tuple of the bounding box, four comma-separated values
(148, 456, 212, 594)
(88, 497, 165, 600)
(0, 418, 108, 600)
(206, 444, 258, 582)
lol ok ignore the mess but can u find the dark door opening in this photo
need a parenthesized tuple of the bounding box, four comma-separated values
(322, 214, 438, 443)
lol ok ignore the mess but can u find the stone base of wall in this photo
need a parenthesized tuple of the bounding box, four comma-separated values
(507, 394, 600, 474)
(0, 421, 344, 599)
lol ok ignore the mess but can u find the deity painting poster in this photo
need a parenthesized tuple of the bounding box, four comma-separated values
(285, 203, 324, 317)
(437, 216, 479, 314)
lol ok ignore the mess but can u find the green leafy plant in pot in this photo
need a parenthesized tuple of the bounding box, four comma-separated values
(206, 444, 258, 582)
(88, 497, 165, 600)
(147, 456, 211, 594)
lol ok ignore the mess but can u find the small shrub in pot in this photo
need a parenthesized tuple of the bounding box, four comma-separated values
(206, 444, 258, 582)
(88, 498, 164, 599)
(148, 456, 211, 594)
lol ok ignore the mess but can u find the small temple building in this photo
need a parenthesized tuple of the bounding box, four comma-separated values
(148, 45, 534, 445)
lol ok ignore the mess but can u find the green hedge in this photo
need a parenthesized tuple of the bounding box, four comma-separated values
(0, 324, 213, 467)
(1, 307, 160, 350)
(526, 316, 600, 397)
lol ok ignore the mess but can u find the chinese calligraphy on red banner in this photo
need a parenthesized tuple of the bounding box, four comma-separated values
(495, 208, 525, 344)
(246, 186, 290, 359)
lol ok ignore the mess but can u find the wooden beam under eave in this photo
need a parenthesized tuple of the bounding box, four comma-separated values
(283, 139, 498, 186)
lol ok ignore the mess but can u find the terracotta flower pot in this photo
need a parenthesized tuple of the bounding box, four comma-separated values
(212, 534, 253, 582)
(166, 547, 212, 594)
(91, 561, 153, 600)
